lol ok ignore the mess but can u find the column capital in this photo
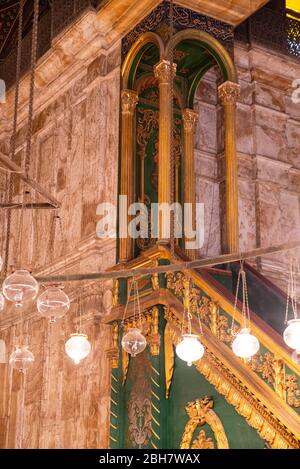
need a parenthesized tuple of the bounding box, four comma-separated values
(121, 89, 138, 114)
(154, 60, 177, 84)
(182, 108, 198, 133)
(218, 81, 240, 105)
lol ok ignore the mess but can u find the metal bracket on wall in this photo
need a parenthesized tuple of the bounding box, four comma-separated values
(0, 151, 61, 210)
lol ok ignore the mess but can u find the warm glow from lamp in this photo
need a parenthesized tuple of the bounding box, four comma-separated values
(65, 333, 91, 365)
(232, 328, 260, 359)
(176, 334, 204, 366)
(283, 319, 300, 352)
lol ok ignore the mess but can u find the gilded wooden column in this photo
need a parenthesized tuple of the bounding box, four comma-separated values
(218, 81, 240, 253)
(119, 89, 138, 263)
(154, 60, 176, 244)
(182, 108, 198, 260)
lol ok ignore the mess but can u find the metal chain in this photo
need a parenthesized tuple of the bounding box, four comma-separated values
(168, 0, 175, 255)
(25, 0, 40, 176)
(231, 266, 241, 334)
(4, 0, 25, 276)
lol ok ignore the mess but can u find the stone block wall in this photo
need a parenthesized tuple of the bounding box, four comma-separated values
(0, 10, 121, 448)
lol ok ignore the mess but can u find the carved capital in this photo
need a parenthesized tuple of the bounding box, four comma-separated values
(218, 81, 240, 105)
(121, 89, 138, 114)
(182, 108, 198, 133)
(154, 60, 177, 84)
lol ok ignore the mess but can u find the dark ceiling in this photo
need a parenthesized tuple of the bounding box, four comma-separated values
(0, 0, 51, 59)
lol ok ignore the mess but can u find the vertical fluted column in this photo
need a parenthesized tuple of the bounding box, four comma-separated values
(154, 60, 176, 244)
(218, 81, 240, 254)
(182, 108, 198, 260)
(119, 89, 138, 263)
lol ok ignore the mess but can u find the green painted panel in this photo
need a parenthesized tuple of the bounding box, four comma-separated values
(167, 356, 265, 449)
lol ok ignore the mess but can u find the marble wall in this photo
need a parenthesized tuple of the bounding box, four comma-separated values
(0, 12, 121, 448)
(194, 43, 300, 291)
(235, 42, 300, 290)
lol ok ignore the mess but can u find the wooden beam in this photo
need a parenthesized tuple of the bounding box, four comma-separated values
(0, 152, 61, 209)
(31, 239, 300, 283)
(0, 203, 57, 210)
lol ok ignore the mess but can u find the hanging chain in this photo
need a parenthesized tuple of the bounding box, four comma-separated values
(4, 0, 25, 276)
(121, 277, 134, 327)
(285, 256, 299, 323)
(168, 0, 175, 255)
(231, 262, 242, 334)
(25, 0, 40, 176)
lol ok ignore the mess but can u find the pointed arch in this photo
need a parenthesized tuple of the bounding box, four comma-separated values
(165, 28, 238, 85)
(122, 32, 165, 90)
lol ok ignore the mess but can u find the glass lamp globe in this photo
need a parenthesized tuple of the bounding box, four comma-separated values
(176, 334, 205, 367)
(37, 287, 70, 322)
(3, 270, 39, 307)
(9, 346, 34, 373)
(0, 293, 5, 311)
(283, 319, 300, 353)
(232, 328, 260, 359)
(65, 333, 91, 365)
(121, 328, 147, 357)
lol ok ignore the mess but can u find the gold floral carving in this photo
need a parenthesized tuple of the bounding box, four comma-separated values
(121, 89, 139, 114)
(182, 108, 198, 133)
(180, 396, 228, 449)
(106, 322, 119, 369)
(218, 81, 240, 105)
(192, 430, 214, 449)
(148, 306, 160, 356)
(165, 272, 295, 403)
(250, 353, 286, 401)
(154, 60, 177, 84)
(164, 308, 299, 449)
(285, 375, 300, 408)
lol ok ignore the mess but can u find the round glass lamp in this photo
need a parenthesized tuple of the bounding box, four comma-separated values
(0, 293, 5, 311)
(283, 318, 300, 352)
(176, 334, 204, 366)
(37, 287, 70, 322)
(65, 333, 91, 365)
(9, 346, 34, 372)
(232, 328, 259, 359)
(3, 270, 39, 307)
(121, 328, 147, 357)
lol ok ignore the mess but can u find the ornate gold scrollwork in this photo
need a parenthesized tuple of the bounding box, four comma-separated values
(164, 306, 299, 449)
(106, 322, 119, 369)
(285, 375, 300, 408)
(181, 397, 228, 449)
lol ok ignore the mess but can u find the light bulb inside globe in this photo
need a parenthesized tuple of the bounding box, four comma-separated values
(232, 328, 260, 359)
(283, 319, 300, 352)
(121, 328, 147, 357)
(65, 333, 91, 365)
(3, 270, 39, 307)
(176, 334, 204, 366)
